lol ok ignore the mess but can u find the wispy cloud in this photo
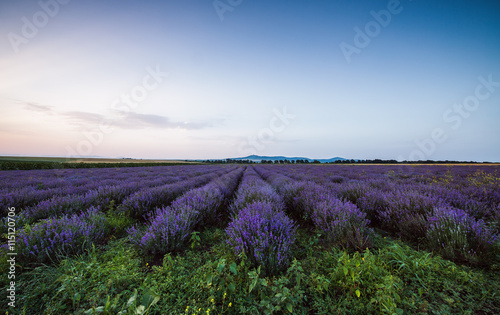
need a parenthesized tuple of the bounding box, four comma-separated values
(111, 111, 223, 130)
(14, 99, 55, 113)
(114, 112, 177, 129)
(25, 102, 54, 113)
(61, 111, 105, 126)
(17, 99, 222, 131)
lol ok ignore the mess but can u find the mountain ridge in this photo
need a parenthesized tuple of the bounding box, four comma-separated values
(230, 155, 351, 163)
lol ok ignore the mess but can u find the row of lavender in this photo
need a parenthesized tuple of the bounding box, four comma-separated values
(11, 165, 236, 223)
(3, 164, 498, 269)
(0, 165, 221, 217)
(128, 167, 244, 254)
(275, 164, 500, 217)
(225, 167, 296, 275)
(7, 165, 239, 264)
(259, 165, 499, 265)
(131, 165, 369, 274)
(254, 167, 372, 250)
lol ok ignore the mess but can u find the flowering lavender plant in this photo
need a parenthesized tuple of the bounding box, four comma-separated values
(359, 189, 441, 241)
(128, 168, 244, 255)
(229, 169, 284, 215)
(311, 198, 371, 250)
(426, 206, 499, 265)
(121, 173, 216, 220)
(331, 180, 370, 205)
(226, 202, 296, 275)
(14, 207, 110, 264)
(169, 185, 224, 225)
(128, 206, 197, 255)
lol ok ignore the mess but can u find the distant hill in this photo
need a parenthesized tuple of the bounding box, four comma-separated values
(231, 155, 351, 163)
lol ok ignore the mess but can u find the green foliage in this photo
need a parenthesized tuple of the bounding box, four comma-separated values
(7, 239, 145, 314)
(84, 289, 160, 315)
(190, 231, 201, 249)
(303, 235, 500, 314)
(315, 248, 404, 314)
(106, 201, 136, 237)
(244, 259, 307, 314)
(4, 224, 500, 314)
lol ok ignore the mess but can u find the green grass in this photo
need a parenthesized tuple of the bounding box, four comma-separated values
(3, 227, 499, 314)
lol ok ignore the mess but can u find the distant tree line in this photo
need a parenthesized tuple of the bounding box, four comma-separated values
(3, 158, 490, 171)
(202, 159, 491, 165)
(203, 159, 256, 164)
(348, 159, 490, 164)
(260, 159, 322, 164)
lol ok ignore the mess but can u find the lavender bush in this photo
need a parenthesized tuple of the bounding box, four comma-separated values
(311, 198, 371, 250)
(128, 168, 244, 255)
(418, 184, 493, 221)
(128, 206, 197, 255)
(426, 206, 499, 265)
(210, 167, 244, 199)
(333, 180, 370, 204)
(121, 172, 218, 220)
(291, 181, 332, 221)
(278, 181, 309, 219)
(359, 189, 441, 242)
(169, 185, 224, 225)
(226, 202, 296, 275)
(254, 167, 373, 250)
(19, 172, 195, 222)
(23, 193, 97, 223)
(14, 207, 110, 264)
(229, 169, 284, 215)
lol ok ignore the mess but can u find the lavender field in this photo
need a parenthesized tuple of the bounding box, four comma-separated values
(1, 164, 500, 314)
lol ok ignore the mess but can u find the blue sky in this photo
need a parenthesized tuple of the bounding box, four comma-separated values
(1, 0, 499, 161)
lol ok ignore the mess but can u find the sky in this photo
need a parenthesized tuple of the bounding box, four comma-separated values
(1, 0, 499, 161)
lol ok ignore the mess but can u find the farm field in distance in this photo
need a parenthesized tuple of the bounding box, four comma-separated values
(0, 156, 194, 164)
(0, 156, 199, 171)
(1, 164, 499, 314)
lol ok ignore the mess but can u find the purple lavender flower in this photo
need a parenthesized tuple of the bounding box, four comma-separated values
(427, 206, 499, 264)
(226, 202, 296, 275)
(13, 207, 110, 264)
